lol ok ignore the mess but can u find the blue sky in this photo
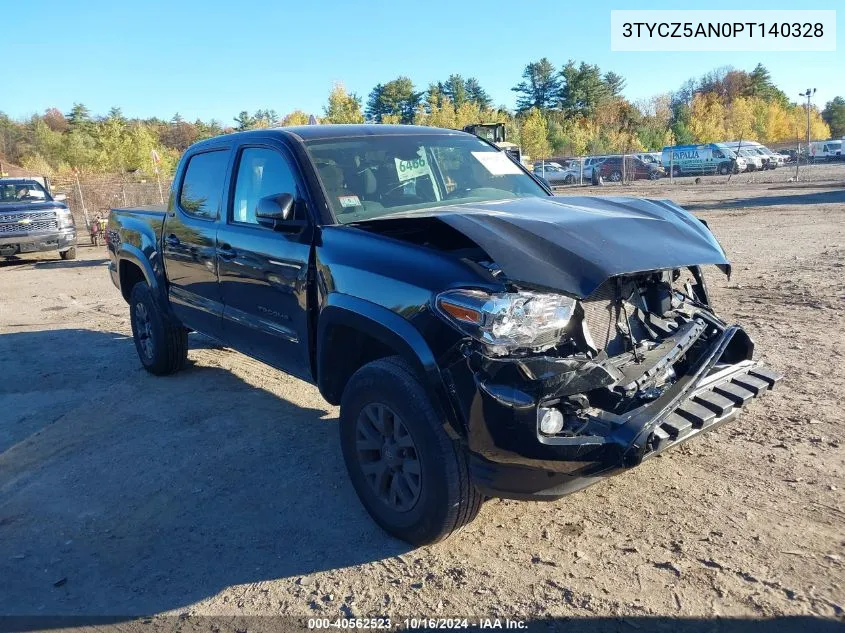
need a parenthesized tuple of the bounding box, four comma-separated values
(3, 0, 842, 125)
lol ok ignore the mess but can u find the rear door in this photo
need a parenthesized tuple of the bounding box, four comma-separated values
(162, 147, 231, 338)
(216, 141, 314, 380)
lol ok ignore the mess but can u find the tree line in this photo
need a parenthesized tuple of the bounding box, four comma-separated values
(1, 62, 840, 178)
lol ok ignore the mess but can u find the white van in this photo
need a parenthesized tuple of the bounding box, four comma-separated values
(661, 144, 743, 176)
(809, 140, 843, 161)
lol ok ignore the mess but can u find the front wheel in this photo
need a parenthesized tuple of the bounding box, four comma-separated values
(339, 356, 483, 545)
(60, 247, 77, 260)
(608, 170, 622, 182)
(648, 170, 662, 180)
(719, 163, 731, 175)
(129, 281, 188, 375)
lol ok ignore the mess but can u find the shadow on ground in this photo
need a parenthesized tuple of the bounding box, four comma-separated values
(685, 188, 845, 211)
(0, 328, 409, 617)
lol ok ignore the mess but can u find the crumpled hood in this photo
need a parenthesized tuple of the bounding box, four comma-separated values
(368, 196, 730, 298)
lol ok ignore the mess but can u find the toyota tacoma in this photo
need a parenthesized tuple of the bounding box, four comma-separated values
(106, 125, 781, 545)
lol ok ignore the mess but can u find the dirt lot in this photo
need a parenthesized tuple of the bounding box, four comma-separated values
(1, 166, 844, 631)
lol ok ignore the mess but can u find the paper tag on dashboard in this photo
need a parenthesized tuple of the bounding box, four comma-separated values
(395, 151, 430, 182)
(338, 195, 361, 208)
(472, 151, 522, 175)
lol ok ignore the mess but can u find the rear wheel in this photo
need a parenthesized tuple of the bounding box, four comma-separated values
(608, 170, 622, 182)
(129, 281, 188, 375)
(339, 356, 483, 545)
(671, 165, 682, 177)
(59, 247, 77, 260)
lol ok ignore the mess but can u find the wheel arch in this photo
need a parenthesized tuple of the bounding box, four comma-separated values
(317, 294, 460, 438)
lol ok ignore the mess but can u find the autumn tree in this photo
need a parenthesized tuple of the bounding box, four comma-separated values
(281, 110, 311, 126)
(323, 83, 364, 124)
(518, 108, 550, 159)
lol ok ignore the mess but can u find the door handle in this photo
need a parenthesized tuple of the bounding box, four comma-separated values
(165, 234, 180, 247)
(218, 244, 238, 260)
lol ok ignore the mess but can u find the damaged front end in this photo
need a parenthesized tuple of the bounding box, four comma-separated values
(438, 267, 783, 500)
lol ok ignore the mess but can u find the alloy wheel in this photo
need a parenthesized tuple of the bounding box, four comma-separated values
(355, 403, 422, 512)
(134, 302, 154, 360)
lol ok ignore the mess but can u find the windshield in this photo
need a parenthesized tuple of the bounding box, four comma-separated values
(0, 181, 51, 204)
(303, 134, 548, 223)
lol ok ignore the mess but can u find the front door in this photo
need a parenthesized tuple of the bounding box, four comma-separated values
(216, 143, 313, 380)
(162, 148, 231, 338)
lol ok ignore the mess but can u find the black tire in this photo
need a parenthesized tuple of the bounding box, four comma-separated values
(609, 170, 622, 182)
(339, 356, 483, 545)
(59, 247, 77, 260)
(564, 174, 575, 185)
(671, 165, 682, 177)
(719, 163, 730, 175)
(129, 281, 188, 375)
(648, 170, 662, 180)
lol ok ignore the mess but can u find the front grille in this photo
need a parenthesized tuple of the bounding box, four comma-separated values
(0, 219, 58, 233)
(0, 210, 56, 223)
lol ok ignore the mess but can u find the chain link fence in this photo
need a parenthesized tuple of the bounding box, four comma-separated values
(533, 153, 845, 190)
(50, 175, 171, 239)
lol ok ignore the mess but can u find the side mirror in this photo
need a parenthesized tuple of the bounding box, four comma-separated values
(255, 193, 295, 231)
(53, 193, 67, 202)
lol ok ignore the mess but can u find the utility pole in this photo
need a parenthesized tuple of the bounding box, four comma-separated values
(799, 89, 816, 175)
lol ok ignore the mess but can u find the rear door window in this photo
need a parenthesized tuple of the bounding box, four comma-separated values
(179, 150, 229, 220)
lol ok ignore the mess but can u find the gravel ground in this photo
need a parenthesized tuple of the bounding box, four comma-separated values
(0, 167, 843, 632)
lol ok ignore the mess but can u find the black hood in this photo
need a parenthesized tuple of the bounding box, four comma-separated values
(360, 196, 730, 298)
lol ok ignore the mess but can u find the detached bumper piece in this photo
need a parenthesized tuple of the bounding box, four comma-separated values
(646, 365, 782, 456)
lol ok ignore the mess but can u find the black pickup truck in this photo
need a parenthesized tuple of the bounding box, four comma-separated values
(107, 125, 781, 545)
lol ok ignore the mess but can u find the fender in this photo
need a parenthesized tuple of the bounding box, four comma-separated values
(117, 244, 176, 322)
(317, 293, 462, 439)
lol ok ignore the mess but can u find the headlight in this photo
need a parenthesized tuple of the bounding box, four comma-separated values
(436, 289, 576, 355)
(57, 209, 75, 229)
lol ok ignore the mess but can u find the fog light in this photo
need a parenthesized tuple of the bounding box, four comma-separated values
(539, 408, 564, 435)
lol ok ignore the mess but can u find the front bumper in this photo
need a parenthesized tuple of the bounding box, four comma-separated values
(447, 325, 782, 500)
(0, 229, 76, 256)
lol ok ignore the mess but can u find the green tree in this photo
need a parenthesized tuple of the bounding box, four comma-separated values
(559, 61, 610, 118)
(603, 71, 626, 97)
(512, 58, 560, 113)
(66, 103, 93, 133)
(234, 110, 256, 131)
(323, 83, 365, 123)
(822, 97, 845, 137)
(443, 74, 468, 108)
(366, 77, 421, 123)
(465, 77, 492, 109)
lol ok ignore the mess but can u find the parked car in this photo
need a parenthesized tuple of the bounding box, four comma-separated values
(533, 163, 579, 185)
(578, 156, 609, 179)
(599, 156, 664, 181)
(724, 141, 781, 170)
(0, 178, 76, 260)
(661, 144, 742, 176)
(735, 147, 764, 172)
(107, 125, 781, 545)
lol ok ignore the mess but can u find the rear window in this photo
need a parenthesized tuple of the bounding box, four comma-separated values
(179, 150, 229, 219)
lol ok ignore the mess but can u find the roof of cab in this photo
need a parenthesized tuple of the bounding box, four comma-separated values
(190, 125, 470, 151)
